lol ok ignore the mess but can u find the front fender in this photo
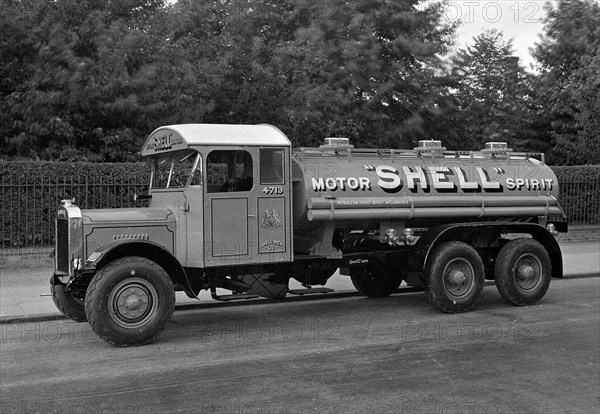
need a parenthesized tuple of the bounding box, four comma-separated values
(84, 240, 197, 297)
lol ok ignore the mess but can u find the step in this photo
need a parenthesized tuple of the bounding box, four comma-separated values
(212, 293, 260, 302)
(287, 287, 334, 296)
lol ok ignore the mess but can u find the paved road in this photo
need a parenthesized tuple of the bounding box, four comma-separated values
(1, 278, 598, 414)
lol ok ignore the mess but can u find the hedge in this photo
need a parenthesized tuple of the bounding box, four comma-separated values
(551, 165, 600, 183)
(0, 161, 149, 182)
(0, 162, 599, 247)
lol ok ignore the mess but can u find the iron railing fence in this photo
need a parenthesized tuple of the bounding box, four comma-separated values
(0, 176, 598, 249)
(558, 178, 600, 227)
(1, 175, 149, 248)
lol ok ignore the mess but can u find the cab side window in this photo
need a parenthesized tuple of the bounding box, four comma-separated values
(260, 148, 285, 185)
(207, 150, 253, 193)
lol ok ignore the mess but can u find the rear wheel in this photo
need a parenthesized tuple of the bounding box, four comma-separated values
(426, 241, 485, 313)
(51, 277, 87, 322)
(350, 263, 402, 298)
(494, 238, 552, 306)
(85, 257, 175, 346)
(292, 267, 337, 286)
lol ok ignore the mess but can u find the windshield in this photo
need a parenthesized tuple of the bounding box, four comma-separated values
(150, 150, 202, 189)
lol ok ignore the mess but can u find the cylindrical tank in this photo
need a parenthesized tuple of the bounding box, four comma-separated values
(291, 140, 563, 228)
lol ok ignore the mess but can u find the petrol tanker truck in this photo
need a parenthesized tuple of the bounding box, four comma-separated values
(50, 124, 568, 346)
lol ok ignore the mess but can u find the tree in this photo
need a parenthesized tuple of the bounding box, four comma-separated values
(168, 0, 458, 149)
(0, 0, 39, 158)
(1, 0, 173, 161)
(0, 0, 458, 160)
(570, 52, 600, 164)
(448, 30, 546, 152)
(269, 0, 458, 148)
(533, 0, 600, 165)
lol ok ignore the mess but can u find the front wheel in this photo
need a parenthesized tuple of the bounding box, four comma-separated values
(425, 241, 485, 313)
(85, 257, 175, 346)
(494, 238, 552, 306)
(51, 277, 87, 322)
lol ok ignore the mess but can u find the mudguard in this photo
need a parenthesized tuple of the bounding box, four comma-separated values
(409, 222, 563, 279)
(84, 239, 196, 297)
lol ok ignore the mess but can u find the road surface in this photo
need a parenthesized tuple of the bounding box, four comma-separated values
(1, 278, 598, 414)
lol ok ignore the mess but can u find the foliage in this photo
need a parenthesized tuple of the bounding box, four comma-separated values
(532, 0, 600, 165)
(0, 0, 597, 165)
(0, 0, 457, 160)
(0, 0, 214, 161)
(448, 30, 549, 152)
(0, 160, 148, 182)
(264, 0, 458, 149)
(551, 165, 600, 183)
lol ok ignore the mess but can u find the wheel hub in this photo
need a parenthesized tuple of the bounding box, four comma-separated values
(517, 265, 535, 280)
(514, 254, 542, 291)
(117, 287, 149, 319)
(109, 278, 158, 328)
(443, 258, 475, 298)
(448, 270, 466, 285)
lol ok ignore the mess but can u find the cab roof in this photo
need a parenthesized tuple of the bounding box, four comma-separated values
(141, 124, 291, 157)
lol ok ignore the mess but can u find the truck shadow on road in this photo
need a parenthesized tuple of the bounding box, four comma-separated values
(161, 285, 557, 347)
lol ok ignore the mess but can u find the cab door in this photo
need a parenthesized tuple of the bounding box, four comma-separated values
(204, 148, 254, 265)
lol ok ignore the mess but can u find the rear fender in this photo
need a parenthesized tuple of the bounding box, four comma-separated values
(409, 223, 563, 278)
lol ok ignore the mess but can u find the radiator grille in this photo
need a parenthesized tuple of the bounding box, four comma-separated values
(56, 218, 69, 273)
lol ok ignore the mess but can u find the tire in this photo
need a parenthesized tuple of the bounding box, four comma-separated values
(425, 241, 485, 313)
(51, 279, 87, 322)
(350, 263, 402, 298)
(494, 238, 552, 306)
(85, 257, 175, 347)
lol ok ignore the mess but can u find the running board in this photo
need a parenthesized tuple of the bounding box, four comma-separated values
(211, 293, 259, 302)
(287, 287, 334, 296)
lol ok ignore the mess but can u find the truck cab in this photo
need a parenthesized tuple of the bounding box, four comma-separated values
(51, 124, 295, 346)
(141, 124, 293, 268)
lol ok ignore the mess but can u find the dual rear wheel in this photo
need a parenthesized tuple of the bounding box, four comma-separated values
(425, 241, 485, 313)
(349, 239, 552, 313)
(426, 239, 552, 313)
(494, 238, 552, 306)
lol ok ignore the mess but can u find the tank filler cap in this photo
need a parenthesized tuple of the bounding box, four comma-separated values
(414, 140, 446, 153)
(483, 142, 512, 152)
(320, 137, 354, 148)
